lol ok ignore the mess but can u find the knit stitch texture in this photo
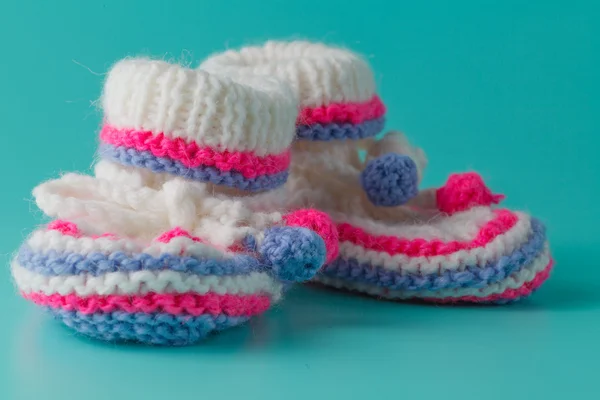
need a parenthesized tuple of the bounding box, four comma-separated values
(201, 41, 386, 142)
(360, 153, 419, 207)
(203, 41, 553, 304)
(13, 55, 336, 344)
(100, 58, 298, 191)
(16, 162, 335, 343)
(13, 211, 328, 344)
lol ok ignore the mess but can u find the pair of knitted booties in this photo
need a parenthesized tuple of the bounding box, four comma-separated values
(13, 41, 552, 346)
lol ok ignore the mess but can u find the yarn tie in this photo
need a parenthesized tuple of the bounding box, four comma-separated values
(32, 173, 268, 246)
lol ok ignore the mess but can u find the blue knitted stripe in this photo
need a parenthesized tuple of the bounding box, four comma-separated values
(296, 117, 385, 141)
(99, 145, 289, 192)
(49, 309, 248, 346)
(320, 219, 546, 291)
(17, 244, 264, 276)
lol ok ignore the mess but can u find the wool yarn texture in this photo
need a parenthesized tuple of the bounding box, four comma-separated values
(100, 58, 298, 192)
(201, 40, 553, 303)
(12, 58, 336, 345)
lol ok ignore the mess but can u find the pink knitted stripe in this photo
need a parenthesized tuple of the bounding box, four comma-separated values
(47, 220, 81, 237)
(49, 222, 208, 244)
(24, 292, 271, 317)
(338, 209, 519, 257)
(157, 227, 248, 253)
(100, 125, 291, 179)
(47, 222, 248, 254)
(48, 220, 118, 241)
(425, 259, 554, 303)
(298, 95, 386, 125)
(155, 227, 204, 244)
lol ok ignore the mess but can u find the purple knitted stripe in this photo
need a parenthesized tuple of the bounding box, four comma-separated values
(321, 219, 545, 291)
(48, 309, 248, 346)
(296, 117, 385, 141)
(99, 145, 289, 192)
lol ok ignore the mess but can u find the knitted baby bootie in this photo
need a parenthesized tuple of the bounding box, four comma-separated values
(320, 170, 551, 304)
(201, 41, 552, 304)
(13, 175, 328, 345)
(11, 58, 335, 345)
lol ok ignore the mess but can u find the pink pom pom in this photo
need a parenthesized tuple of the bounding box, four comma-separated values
(436, 172, 504, 215)
(283, 209, 339, 264)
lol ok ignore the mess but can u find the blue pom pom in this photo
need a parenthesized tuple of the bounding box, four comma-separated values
(360, 153, 419, 207)
(259, 227, 326, 282)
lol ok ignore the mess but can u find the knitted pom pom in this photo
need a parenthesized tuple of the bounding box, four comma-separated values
(360, 153, 419, 207)
(283, 209, 339, 263)
(436, 172, 505, 215)
(260, 226, 326, 282)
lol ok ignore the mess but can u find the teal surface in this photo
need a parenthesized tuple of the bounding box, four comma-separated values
(1, 1, 598, 399)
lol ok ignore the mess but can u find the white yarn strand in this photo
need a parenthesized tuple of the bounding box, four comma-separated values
(12, 263, 284, 301)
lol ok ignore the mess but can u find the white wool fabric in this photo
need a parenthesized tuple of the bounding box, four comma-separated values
(103, 58, 298, 155)
(201, 41, 429, 218)
(33, 172, 283, 248)
(274, 132, 430, 224)
(201, 40, 376, 107)
(13, 264, 285, 300)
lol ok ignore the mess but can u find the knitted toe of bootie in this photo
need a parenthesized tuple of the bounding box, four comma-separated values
(13, 220, 280, 345)
(310, 162, 552, 303)
(316, 199, 553, 304)
(12, 174, 333, 345)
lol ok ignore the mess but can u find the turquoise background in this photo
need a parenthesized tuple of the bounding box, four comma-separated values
(1, 1, 598, 399)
